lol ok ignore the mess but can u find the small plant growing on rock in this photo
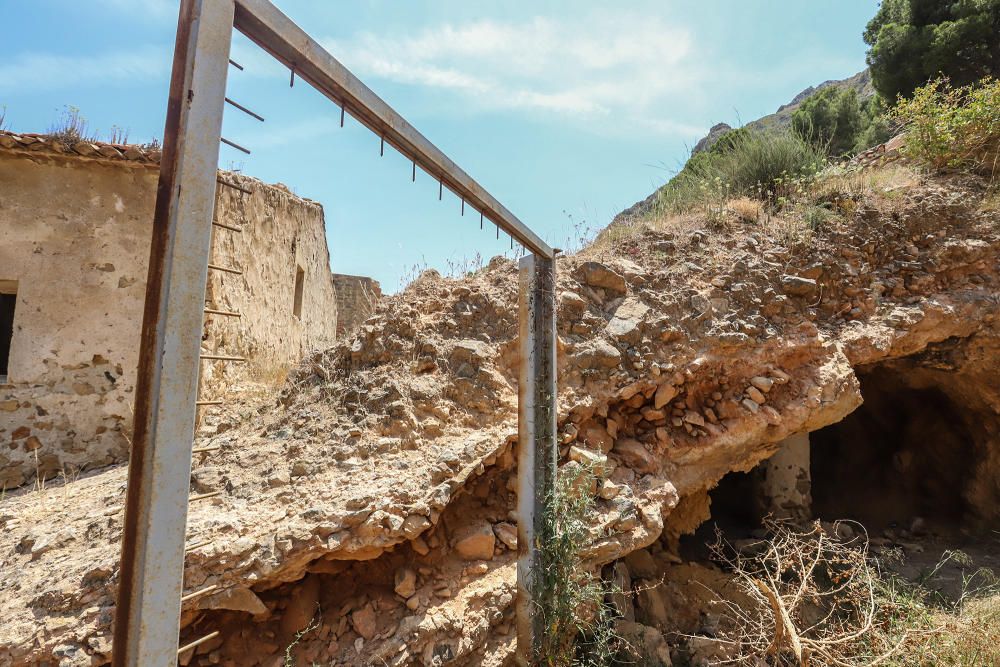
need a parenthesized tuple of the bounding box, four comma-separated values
(534, 462, 620, 666)
(46, 106, 96, 144)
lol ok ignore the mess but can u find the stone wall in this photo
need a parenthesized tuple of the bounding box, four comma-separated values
(331, 273, 381, 337)
(0, 135, 339, 488)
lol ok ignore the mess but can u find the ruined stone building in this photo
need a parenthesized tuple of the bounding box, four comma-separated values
(0, 131, 368, 489)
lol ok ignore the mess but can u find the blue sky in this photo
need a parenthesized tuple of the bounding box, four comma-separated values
(2, 1, 877, 291)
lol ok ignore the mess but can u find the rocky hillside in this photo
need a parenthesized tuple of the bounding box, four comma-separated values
(1, 160, 997, 665)
(618, 69, 875, 223)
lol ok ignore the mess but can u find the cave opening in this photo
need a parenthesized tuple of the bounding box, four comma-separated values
(811, 365, 977, 534)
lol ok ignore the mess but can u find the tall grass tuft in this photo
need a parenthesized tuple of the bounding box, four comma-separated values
(655, 128, 826, 214)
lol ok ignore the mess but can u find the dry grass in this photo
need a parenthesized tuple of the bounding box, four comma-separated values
(726, 196, 764, 223)
(909, 595, 1000, 665)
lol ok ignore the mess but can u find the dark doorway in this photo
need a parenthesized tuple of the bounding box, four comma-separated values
(0, 292, 15, 380)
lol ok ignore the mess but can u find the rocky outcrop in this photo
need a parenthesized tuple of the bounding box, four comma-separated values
(0, 169, 998, 665)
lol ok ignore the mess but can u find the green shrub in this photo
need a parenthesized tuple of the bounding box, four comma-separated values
(891, 77, 1000, 176)
(657, 128, 825, 212)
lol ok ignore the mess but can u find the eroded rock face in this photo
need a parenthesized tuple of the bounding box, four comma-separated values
(1, 172, 998, 666)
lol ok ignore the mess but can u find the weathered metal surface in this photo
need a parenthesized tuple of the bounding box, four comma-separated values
(112, 0, 234, 665)
(232, 0, 554, 259)
(516, 254, 558, 665)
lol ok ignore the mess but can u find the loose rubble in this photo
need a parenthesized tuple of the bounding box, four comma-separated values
(1, 168, 998, 665)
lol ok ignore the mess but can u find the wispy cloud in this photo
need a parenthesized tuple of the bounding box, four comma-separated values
(322, 12, 706, 137)
(0, 46, 167, 95)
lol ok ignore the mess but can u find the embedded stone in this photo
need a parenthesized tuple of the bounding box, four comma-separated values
(575, 261, 627, 294)
(612, 439, 658, 474)
(653, 383, 677, 410)
(493, 522, 518, 550)
(452, 521, 496, 561)
(394, 567, 417, 599)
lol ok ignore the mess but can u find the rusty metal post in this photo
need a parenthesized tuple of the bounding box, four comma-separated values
(516, 253, 557, 665)
(113, 0, 234, 665)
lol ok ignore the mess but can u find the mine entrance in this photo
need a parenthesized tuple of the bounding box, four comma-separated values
(811, 365, 976, 533)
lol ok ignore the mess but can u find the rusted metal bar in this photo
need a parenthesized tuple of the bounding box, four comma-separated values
(113, 0, 235, 665)
(200, 354, 246, 362)
(180, 584, 218, 603)
(217, 177, 252, 195)
(177, 631, 220, 656)
(515, 254, 557, 666)
(232, 0, 554, 258)
(224, 96, 265, 121)
(220, 136, 251, 154)
(204, 307, 241, 317)
(212, 220, 243, 232)
(189, 490, 221, 502)
(192, 444, 221, 454)
(207, 263, 242, 275)
(195, 400, 223, 407)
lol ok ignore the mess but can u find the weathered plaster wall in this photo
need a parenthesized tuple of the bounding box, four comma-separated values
(0, 150, 156, 488)
(331, 273, 381, 337)
(0, 145, 339, 487)
(202, 178, 339, 395)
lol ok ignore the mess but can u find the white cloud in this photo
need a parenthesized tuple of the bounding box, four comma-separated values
(0, 47, 167, 94)
(322, 12, 706, 137)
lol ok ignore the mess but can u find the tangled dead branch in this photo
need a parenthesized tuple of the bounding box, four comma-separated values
(706, 519, 924, 666)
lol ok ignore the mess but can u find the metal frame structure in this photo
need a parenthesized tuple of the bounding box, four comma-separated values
(113, 0, 557, 665)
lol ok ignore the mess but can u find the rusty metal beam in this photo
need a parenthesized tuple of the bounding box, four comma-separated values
(112, 0, 235, 665)
(232, 0, 554, 259)
(515, 253, 558, 665)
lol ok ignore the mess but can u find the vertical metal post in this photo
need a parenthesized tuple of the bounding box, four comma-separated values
(113, 1, 234, 665)
(516, 253, 557, 665)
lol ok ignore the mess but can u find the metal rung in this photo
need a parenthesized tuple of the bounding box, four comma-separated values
(228, 58, 244, 70)
(200, 354, 246, 362)
(217, 178, 252, 196)
(192, 445, 221, 454)
(195, 400, 224, 407)
(180, 584, 218, 603)
(185, 539, 212, 553)
(225, 97, 265, 122)
(189, 491, 221, 502)
(204, 308, 241, 317)
(212, 220, 243, 232)
(178, 631, 220, 656)
(207, 263, 242, 275)
(221, 137, 251, 154)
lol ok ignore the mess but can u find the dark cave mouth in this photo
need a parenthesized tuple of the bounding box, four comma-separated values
(684, 363, 982, 557)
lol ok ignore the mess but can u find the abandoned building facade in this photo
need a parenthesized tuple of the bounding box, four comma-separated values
(0, 132, 378, 489)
